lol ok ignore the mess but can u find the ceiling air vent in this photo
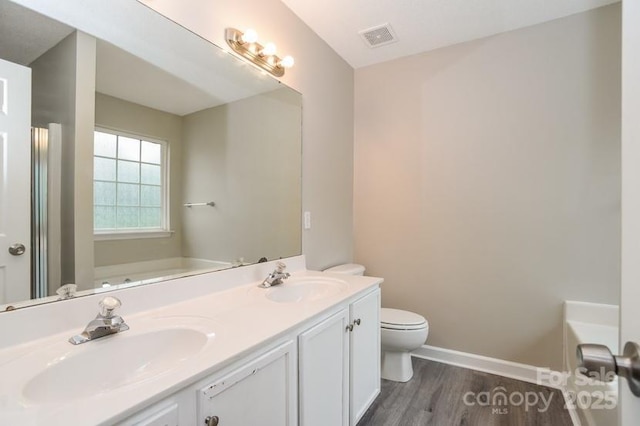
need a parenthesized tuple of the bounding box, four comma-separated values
(359, 23, 398, 48)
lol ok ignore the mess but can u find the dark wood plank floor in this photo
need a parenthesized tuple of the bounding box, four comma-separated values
(358, 357, 574, 426)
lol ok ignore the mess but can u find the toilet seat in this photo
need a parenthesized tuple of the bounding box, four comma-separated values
(381, 308, 428, 330)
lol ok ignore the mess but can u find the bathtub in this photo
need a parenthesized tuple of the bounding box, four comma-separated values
(94, 257, 233, 289)
(564, 301, 619, 426)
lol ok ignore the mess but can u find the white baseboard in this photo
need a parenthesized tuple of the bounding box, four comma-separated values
(412, 344, 558, 388)
(412, 345, 582, 426)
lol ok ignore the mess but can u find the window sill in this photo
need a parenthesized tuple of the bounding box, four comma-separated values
(94, 230, 174, 241)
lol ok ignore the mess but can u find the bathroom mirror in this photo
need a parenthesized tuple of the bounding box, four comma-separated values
(0, 0, 302, 311)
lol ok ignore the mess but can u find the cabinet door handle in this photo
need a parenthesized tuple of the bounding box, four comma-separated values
(354, 318, 361, 326)
(205, 415, 220, 426)
(346, 324, 354, 332)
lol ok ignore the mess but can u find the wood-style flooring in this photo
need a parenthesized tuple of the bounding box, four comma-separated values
(358, 357, 574, 426)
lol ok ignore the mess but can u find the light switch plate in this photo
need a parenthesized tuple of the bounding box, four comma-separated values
(304, 211, 311, 230)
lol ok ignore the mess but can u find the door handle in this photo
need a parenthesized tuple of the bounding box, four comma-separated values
(577, 341, 640, 396)
(205, 415, 219, 426)
(8, 243, 25, 256)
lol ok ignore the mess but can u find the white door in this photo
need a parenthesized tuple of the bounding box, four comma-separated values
(0, 58, 31, 305)
(620, 0, 640, 424)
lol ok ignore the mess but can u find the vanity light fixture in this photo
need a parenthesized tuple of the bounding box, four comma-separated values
(225, 28, 294, 77)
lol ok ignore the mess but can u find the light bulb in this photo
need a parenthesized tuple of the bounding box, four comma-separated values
(241, 28, 258, 44)
(261, 42, 277, 56)
(279, 55, 295, 69)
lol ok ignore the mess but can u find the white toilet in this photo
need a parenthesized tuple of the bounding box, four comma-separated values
(380, 308, 428, 382)
(323, 263, 429, 383)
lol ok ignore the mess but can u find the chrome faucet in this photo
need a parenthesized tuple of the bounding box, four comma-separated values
(69, 296, 129, 345)
(259, 261, 290, 288)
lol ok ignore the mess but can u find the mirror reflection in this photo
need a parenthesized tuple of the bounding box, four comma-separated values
(0, 0, 302, 311)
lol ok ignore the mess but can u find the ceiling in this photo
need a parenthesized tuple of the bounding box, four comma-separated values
(0, 0, 219, 115)
(1, 0, 281, 117)
(280, 0, 619, 68)
(0, 0, 73, 65)
(95, 40, 220, 116)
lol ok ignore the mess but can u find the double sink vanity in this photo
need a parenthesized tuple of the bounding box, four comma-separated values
(0, 256, 382, 425)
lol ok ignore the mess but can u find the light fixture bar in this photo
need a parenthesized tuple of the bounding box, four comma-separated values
(225, 28, 293, 78)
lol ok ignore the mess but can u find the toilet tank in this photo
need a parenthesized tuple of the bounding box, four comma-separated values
(323, 263, 365, 276)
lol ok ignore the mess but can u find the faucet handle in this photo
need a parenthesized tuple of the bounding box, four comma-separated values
(56, 283, 77, 300)
(99, 296, 122, 318)
(275, 261, 287, 273)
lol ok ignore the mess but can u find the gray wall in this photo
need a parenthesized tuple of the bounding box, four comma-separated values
(93, 93, 184, 267)
(140, 0, 354, 271)
(354, 5, 621, 370)
(31, 31, 96, 290)
(181, 88, 301, 263)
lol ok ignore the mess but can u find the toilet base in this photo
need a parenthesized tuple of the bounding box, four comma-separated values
(381, 350, 414, 382)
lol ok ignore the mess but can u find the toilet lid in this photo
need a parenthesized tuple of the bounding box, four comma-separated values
(381, 308, 427, 330)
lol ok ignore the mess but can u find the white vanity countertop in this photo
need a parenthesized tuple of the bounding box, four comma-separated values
(0, 260, 382, 425)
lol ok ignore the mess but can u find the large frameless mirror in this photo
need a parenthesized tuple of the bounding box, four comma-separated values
(0, 0, 302, 312)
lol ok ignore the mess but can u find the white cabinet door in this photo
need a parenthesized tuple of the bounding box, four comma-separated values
(0, 58, 31, 305)
(299, 308, 350, 426)
(349, 289, 381, 426)
(198, 340, 297, 426)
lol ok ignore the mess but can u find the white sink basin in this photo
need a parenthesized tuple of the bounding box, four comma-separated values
(261, 276, 348, 303)
(23, 322, 213, 404)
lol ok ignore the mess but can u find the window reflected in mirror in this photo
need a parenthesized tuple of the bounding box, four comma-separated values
(93, 129, 168, 235)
